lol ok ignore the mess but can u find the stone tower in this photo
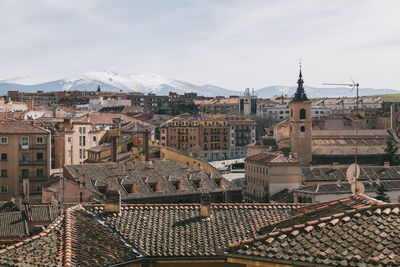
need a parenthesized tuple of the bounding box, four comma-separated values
(289, 67, 312, 163)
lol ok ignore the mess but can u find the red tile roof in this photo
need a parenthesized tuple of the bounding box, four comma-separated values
(228, 195, 399, 266)
(0, 120, 50, 134)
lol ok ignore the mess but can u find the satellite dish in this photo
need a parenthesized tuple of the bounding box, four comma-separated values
(351, 181, 365, 194)
(346, 163, 360, 183)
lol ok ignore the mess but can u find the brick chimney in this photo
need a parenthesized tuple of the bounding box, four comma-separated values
(104, 190, 121, 214)
(200, 192, 211, 218)
(110, 136, 118, 162)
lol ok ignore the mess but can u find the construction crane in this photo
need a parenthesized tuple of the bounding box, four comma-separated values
(323, 82, 362, 193)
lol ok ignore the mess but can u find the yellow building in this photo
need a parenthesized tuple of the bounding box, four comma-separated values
(0, 120, 51, 202)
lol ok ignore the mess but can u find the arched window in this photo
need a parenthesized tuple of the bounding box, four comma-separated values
(301, 126, 305, 132)
(298, 196, 303, 203)
(300, 108, 306, 120)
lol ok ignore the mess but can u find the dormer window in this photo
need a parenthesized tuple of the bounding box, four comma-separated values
(149, 183, 162, 192)
(171, 181, 185, 190)
(192, 179, 205, 189)
(124, 184, 139, 194)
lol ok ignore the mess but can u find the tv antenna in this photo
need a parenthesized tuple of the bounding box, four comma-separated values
(322, 81, 362, 194)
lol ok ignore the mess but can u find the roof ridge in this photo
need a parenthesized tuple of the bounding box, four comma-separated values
(229, 204, 374, 249)
(64, 204, 84, 267)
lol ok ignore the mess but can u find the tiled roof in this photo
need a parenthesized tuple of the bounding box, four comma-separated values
(0, 204, 61, 240)
(86, 203, 300, 258)
(0, 212, 28, 238)
(271, 188, 294, 203)
(303, 166, 400, 182)
(296, 180, 400, 195)
(0, 120, 50, 134)
(0, 205, 142, 266)
(75, 113, 138, 125)
(259, 194, 380, 235)
(64, 161, 240, 201)
(246, 152, 298, 164)
(228, 199, 400, 266)
(0, 203, 300, 264)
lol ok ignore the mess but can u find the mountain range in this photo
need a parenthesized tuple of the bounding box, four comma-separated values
(0, 71, 398, 98)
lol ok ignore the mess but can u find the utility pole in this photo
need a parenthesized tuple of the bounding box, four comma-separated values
(323, 82, 363, 194)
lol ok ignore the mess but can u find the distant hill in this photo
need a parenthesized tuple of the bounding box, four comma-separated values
(0, 71, 399, 98)
(255, 85, 400, 98)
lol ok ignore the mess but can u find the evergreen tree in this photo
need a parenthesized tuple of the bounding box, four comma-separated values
(384, 137, 400, 165)
(375, 183, 390, 203)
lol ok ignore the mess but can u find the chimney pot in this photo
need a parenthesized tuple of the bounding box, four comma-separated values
(104, 190, 121, 214)
(384, 161, 390, 169)
(200, 192, 211, 218)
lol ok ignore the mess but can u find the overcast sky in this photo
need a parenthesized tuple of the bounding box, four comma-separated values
(1, 0, 400, 91)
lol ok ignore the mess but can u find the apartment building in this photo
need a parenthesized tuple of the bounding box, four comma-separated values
(160, 114, 255, 160)
(52, 120, 105, 167)
(0, 120, 51, 202)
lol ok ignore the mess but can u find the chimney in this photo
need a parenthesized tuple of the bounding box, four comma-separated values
(110, 136, 117, 162)
(200, 193, 211, 218)
(384, 161, 390, 169)
(22, 178, 30, 202)
(28, 99, 34, 111)
(104, 190, 121, 214)
(143, 129, 149, 161)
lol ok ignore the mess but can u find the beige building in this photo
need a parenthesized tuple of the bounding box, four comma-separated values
(0, 120, 51, 202)
(245, 152, 302, 202)
(53, 120, 105, 167)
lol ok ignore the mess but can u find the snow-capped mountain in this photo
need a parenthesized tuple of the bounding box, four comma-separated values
(0, 71, 398, 98)
(0, 71, 238, 97)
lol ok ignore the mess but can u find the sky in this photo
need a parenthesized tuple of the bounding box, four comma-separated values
(0, 0, 400, 91)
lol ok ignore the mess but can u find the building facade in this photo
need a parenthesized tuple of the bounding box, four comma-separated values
(0, 121, 51, 202)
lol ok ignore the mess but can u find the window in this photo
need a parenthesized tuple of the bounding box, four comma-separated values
(301, 126, 305, 132)
(82, 136, 86, 146)
(79, 136, 82, 146)
(68, 137, 71, 143)
(1, 170, 7, 177)
(1, 137, 7, 144)
(1, 153, 7, 161)
(79, 149, 83, 159)
(22, 137, 29, 148)
(22, 169, 29, 178)
(1, 185, 8, 193)
(22, 153, 29, 164)
(36, 136, 44, 144)
(79, 127, 82, 134)
(36, 168, 44, 177)
(300, 108, 306, 120)
(36, 153, 44, 160)
(93, 136, 97, 142)
(83, 149, 86, 159)
(37, 185, 42, 192)
(83, 127, 86, 134)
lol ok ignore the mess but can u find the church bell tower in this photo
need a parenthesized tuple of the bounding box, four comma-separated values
(289, 66, 312, 163)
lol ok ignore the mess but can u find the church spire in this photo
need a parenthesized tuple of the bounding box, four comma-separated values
(291, 64, 309, 102)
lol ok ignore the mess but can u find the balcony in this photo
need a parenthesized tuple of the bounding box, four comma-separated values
(20, 176, 48, 181)
(20, 160, 47, 166)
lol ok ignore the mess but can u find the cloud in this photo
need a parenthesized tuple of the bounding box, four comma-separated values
(0, 0, 399, 91)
